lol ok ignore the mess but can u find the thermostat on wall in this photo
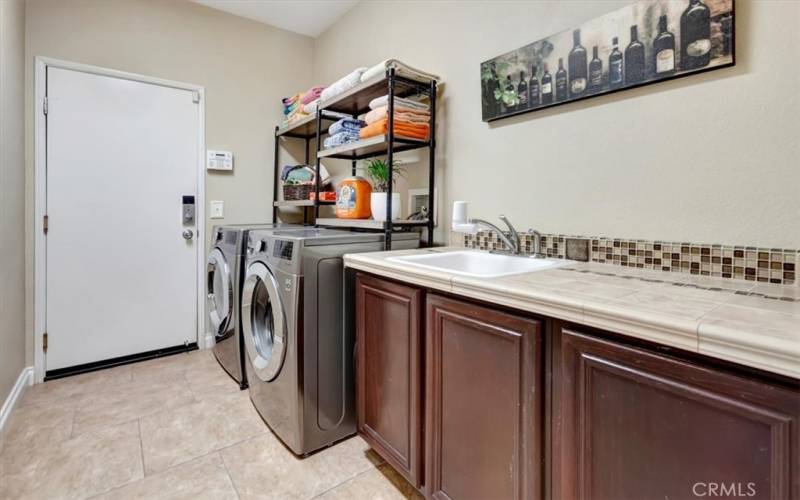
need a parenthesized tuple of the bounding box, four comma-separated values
(207, 150, 233, 171)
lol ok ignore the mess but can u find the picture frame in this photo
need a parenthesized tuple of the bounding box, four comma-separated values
(481, 0, 735, 122)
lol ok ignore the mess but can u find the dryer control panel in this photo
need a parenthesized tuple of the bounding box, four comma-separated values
(272, 241, 294, 261)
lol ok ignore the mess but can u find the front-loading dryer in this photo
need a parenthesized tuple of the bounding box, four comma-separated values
(240, 228, 419, 455)
(207, 223, 304, 389)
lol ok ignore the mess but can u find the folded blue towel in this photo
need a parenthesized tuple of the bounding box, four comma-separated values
(328, 118, 365, 136)
(324, 131, 359, 149)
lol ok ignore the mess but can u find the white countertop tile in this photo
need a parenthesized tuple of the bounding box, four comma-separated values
(344, 249, 800, 379)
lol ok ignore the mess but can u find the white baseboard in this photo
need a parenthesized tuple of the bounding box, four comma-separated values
(0, 366, 34, 433)
(204, 333, 215, 349)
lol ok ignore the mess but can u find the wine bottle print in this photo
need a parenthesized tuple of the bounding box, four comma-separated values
(479, 0, 733, 122)
(589, 46, 603, 94)
(517, 71, 529, 110)
(625, 25, 645, 85)
(608, 36, 624, 90)
(541, 63, 553, 105)
(568, 29, 588, 98)
(555, 58, 568, 102)
(504, 75, 515, 113)
(529, 66, 540, 107)
(680, 0, 711, 70)
(653, 14, 676, 77)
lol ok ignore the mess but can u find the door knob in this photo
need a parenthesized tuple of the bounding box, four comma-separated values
(183, 229, 194, 240)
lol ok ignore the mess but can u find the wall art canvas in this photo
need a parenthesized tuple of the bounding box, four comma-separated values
(481, 0, 734, 122)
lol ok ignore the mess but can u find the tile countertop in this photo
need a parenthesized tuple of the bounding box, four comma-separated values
(344, 247, 800, 380)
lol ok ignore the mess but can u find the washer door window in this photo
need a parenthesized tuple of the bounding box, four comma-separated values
(242, 261, 286, 382)
(207, 248, 233, 339)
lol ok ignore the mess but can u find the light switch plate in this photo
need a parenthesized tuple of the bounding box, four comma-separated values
(210, 200, 224, 219)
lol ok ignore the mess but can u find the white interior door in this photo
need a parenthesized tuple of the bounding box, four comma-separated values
(45, 66, 200, 371)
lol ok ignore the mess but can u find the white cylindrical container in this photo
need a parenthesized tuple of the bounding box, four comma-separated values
(371, 192, 401, 221)
(451, 200, 479, 234)
(452, 200, 469, 225)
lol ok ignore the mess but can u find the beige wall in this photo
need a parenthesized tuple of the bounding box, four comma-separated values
(24, 0, 314, 363)
(0, 0, 27, 402)
(313, 0, 800, 249)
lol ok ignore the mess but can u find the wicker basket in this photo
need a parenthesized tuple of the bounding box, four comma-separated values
(283, 184, 314, 201)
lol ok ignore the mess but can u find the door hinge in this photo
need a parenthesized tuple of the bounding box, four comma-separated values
(43, 332, 48, 353)
(192, 91, 200, 104)
(43, 215, 49, 234)
(43, 97, 48, 115)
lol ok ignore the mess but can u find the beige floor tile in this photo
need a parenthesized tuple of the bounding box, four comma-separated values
(0, 421, 143, 500)
(131, 350, 215, 384)
(0, 398, 75, 455)
(19, 364, 133, 408)
(72, 377, 196, 437)
(183, 354, 242, 401)
(92, 453, 238, 500)
(139, 391, 265, 474)
(221, 433, 382, 500)
(316, 464, 423, 500)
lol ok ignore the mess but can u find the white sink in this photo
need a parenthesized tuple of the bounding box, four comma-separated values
(388, 250, 568, 278)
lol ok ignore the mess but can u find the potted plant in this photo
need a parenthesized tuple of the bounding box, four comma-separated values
(364, 158, 405, 221)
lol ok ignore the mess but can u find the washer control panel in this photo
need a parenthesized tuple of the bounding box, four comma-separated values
(272, 240, 294, 261)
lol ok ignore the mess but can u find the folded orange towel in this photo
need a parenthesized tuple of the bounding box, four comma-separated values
(364, 105, 430, 125)
(359, 118, 430, 141)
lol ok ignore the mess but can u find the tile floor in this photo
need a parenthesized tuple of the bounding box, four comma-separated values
(0, 349, 421, 500)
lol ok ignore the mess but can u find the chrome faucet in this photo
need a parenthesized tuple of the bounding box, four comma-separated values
(529, 229, 544, 258)
(471, 214, 522, 255)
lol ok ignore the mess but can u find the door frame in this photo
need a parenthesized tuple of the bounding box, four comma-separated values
(33, 57, 207, 383)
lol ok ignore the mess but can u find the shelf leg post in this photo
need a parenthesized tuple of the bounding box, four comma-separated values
(273, 126, 279, 223)
(428, 80, 437, 248)
(314, 110, 323, 221)
(385, 68, 395, 250)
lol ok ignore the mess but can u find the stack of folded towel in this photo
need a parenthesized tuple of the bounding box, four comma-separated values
(281, 85, 328, 127)
(300, 86, 325, 115)
(320, 67, 368, 103)
(360, 95, 431, 141)
(282, 92, 308, 127)
(360, 59, 441, 84)
(323, 118, 366, 149)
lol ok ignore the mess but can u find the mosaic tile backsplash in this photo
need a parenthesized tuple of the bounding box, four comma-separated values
(462, 231, 798, 286)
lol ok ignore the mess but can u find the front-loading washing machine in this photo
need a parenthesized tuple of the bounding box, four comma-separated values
(207, 223, 305, 389)
(240, 228, 419, 455)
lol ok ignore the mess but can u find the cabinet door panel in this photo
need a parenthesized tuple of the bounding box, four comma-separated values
(556, 327, 800, 500)
(355, 273, 423, 486)
(426, 294, 541, 500)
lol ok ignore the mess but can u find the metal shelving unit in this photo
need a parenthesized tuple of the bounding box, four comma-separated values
(314, 68, 437, 250)
(273, 67, 438, 250)
(272, 114, 338, 224)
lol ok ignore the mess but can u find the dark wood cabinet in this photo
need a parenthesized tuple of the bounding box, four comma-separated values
(425, 294, 542, 500)
(354, 272, 799, 500)
(355, 273, 424, 487)
(554, 326, 800, 500)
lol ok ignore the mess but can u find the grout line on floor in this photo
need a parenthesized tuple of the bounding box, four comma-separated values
(137, 419, 147, 477)
(141, 425, 268, 479)
(84, 451, 224, 500)
(68, 404, 77, 439)
(310, 464, 377, 499)
(219, 450, 243, 500)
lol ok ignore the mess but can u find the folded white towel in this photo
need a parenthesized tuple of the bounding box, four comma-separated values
(303, 98, 320, 114)
(361, 59, 441, 84)
(320, 67, 368, 103)
(368, 95, 429, 111)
